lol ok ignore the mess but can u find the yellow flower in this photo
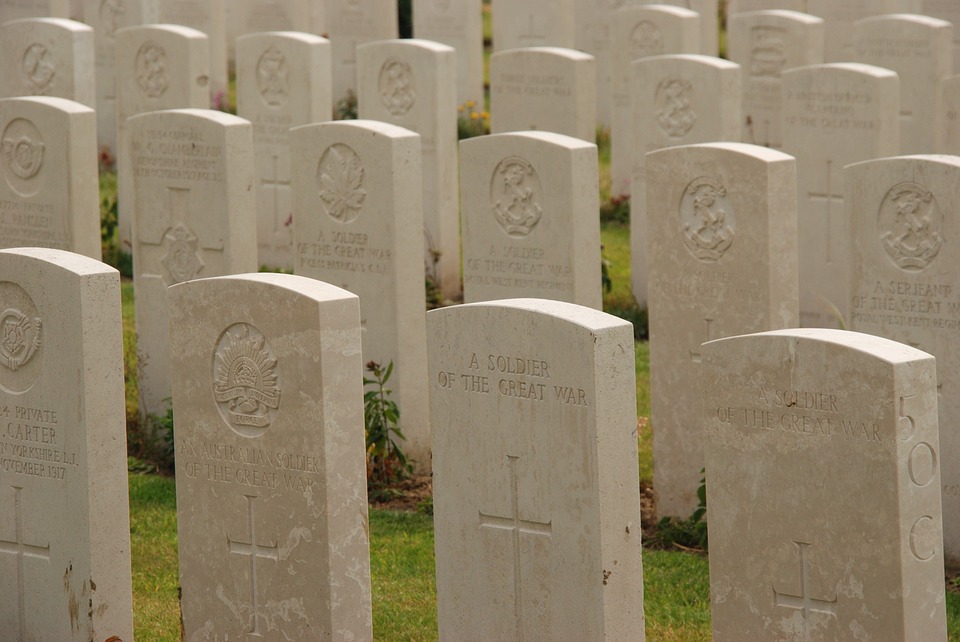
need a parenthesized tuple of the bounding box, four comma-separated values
(470, 112, 479, 120)
(457, 105, 464, 113)
(480, 111, 490, 119)
(466, 100, 476, 108)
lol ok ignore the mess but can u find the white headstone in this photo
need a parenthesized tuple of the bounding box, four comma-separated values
(159, 0, 229, 107)
(573, 0, 639, 128)
(490, 47, 596, 143)
(412, 0, 484, 107)
(357, 38, 459, 299)
(610, 4, 699, 198)
(171, 273, 372, 640)
(848, 154, 960, 565)
(727, 0, 804, 13)
(630, 54, 742, 309)
(940, 74, 960, 154)
(703, 329, 947, 641)
(806, 0, 921, 62)
(85, 0, 159, 163)
(854, 14, 953, 155)
(0, 0, 68, 22)
(491, 0, 575, 52)
(781, 63, 900, 329)
(922, 0, 960, 73)
(647, 142, 799, 518)
(726, 10, 824, 149)
(237, 31, 332, 270)
(0, 97, 100, 259)
(115, 23, 210, 251)
(291, 119, 432, 473)
(640, 0, 719, 56)
(429, 299, 644, 640)
(226, 0, 310, 69)
(130, 108, 257, 419)
(0, 247, 132, 642)
(326, 0, 399, 107)
(0, 18, 95, 108)
(460, 131, 602, 309)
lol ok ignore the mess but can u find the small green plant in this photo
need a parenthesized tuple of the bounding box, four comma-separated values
(457, 101, 489, 139)
(647, 471, 708, 552)
(600, 194, 630, 225)
(364, 360, 412, 485)
(99, 170, 133, 277)
(336, 89, 358, 120)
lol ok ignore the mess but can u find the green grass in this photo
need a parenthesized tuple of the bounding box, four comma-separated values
(129, 474, 179, 639)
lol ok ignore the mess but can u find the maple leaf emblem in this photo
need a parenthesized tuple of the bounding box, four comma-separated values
(318, 144, 366, 223)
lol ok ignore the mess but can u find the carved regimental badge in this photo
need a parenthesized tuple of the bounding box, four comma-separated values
(1, 118, 44, 196)
(0, 308, 41, 373)
(256, 45, 288, 107)
(161, 224, 204, 284)
(656, 78, 697, 139)
(491, 156, 542, 237)
(631, 21, 663, 58)
(750, 26, 786, 78)
(379, 59, 416, 116)
(136, 42, 168, 99)
(213, 323, 280, 436)
(318, 144, 366, 224)
(21, 44, 56, 94)
(680, 177, 735, 261)
(880, 182, 942, 271)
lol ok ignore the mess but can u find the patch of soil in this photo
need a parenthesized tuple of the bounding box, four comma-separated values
(639, 481, 658, 540)
(368, 474, 433, 512)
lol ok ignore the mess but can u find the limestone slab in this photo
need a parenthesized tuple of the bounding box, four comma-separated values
(412, 0, 484, 107)
(172, 273, 372, 640)
(806, 0, 920, 62)
(727, 10, 824, 149)
(0, 96, 100, 259)
(639, 0, 719, 56)
(0, 18, 95, 108)
(490, 46, 596, 143)
(609, 4, 699, 198)
(727, 0, 804, 13)
(357, 39, 459, 299)
(0, 0, 68, 22)
(630, 54, 742, 309)
(116, 23, 210, 250)
(291, 119, 431, 473)
(226, 0, 310, 70)
(326, 0, 399, 107)
(703, 329, 946, 641)
(647, 143, 799, 518)
(429, 299, 644, 640)
(0, 247, 132, 641)
(237, 31, 332, 271)
(922, 0, 960, 73)
(848, 154, 960, 566)
(941, 74, 960, 154)
(854, 14, 953, 155)
(491, 0, 575, 52)
(460, 131, 602, 309)
(781, 63, 900, 328)
(130, 108, 257, 420)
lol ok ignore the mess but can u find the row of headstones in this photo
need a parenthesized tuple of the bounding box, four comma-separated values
(0, 245, 947, 639)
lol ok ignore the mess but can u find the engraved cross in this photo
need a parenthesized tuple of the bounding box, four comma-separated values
(228, 494, 279, 637)
(518, 14, 546, 47)
(0, 486, 51, 639)
(479, 455, 552, 642)
(261, 153, 291, 233)
(167, 186, 190, 226)
(773, 541, 837, 640)
(808, 159, 843, 265)
(689, 318, 715, 364)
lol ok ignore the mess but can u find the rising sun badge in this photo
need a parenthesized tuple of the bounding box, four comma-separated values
(213, 323, 280, 436)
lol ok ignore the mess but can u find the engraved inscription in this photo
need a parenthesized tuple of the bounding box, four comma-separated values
(908, 441, 937, 488)
(135, 42, 169, 99)
(131, 127, 224, 183)
(0, 486, 51, 640)
(630, 20, 663, 58)
(851, 280, 960, 330)
(21, 44, 56, 94)
(435, 352, 588, 406)
(227, 494, 278, 636)
(1, 118, 44, 196)
(213, 323, 281, 437)
(491, 156, 542, 237)
(379, 59, 416, 116)
(909, 515, 937, 561)
(317, 144, 366, 224)
(178, 439, 321, 492)
(656, 78, 697, 138)
(773, 541, 838, 637)
(879, 182, 941, 271)
(256, 45, 289, 108)
(680, 177, 734, 262)
(783, 89, 880, 132)
(750, 25, 786, 78)
(296, 229, 391, 275)
(0, 403, 76, 480)
(479, 455, 552, 640)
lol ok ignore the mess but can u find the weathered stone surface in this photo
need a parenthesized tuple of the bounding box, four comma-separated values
(413, 0, 484, 107)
